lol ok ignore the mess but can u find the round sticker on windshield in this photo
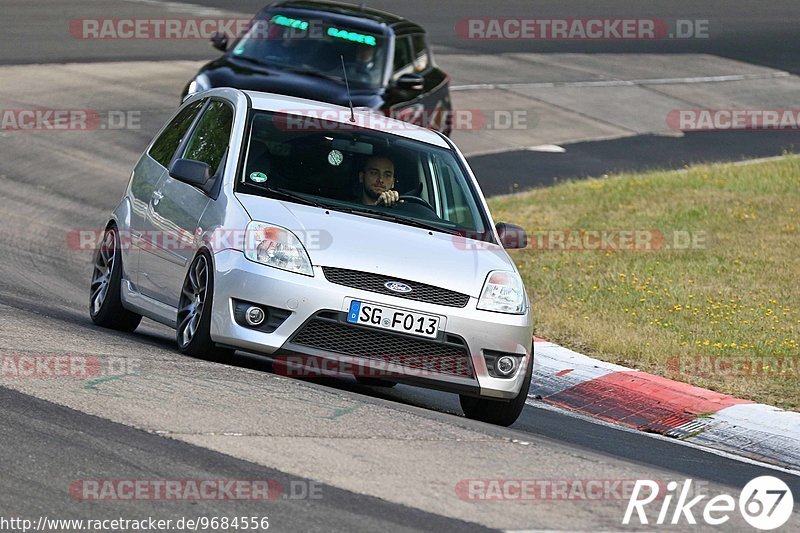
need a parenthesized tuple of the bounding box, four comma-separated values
(328, 149, 344, 166)
(249, 171, 268, 183)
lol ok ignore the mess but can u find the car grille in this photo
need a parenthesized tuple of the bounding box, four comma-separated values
(322, 267, 470, 308)
(289, 316, 474, 378)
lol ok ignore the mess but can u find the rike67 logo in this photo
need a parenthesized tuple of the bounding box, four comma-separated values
(624, 476, 794, 530)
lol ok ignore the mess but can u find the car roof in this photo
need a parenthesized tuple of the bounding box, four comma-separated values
(265, 0, 425, 34)
(244, 89, 450, 148)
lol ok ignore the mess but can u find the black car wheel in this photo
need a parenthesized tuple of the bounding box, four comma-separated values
(460, 354, 533, 426)
(177, 251, 234, 360)
(89, 225, 142, 332)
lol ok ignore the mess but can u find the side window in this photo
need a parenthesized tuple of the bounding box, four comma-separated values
(431, 155, 482, 230)
(180, 100, 234, 176)
(392, 35, 414, 80)
(411, 34, 429, 73)
(148, 100, 204, 168)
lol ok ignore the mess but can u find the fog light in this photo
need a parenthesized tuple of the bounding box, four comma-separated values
(496, 356, 516, 376)
(245, 306, 266, 326)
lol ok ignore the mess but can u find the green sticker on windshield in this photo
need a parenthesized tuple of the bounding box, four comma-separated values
(249, 171, 268, 183)
(327, 27, 377, 46)
(271, 15, 309, 31)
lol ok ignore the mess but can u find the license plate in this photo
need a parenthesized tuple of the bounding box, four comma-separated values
(346, 300, 440, 339)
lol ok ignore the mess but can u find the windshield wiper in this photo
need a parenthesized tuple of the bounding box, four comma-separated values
(280, 65, 343, 83)
(232, 55, 270, 68)
(334, 206, 461, 235)
(246, 184, 327, 208)
(233, 58, 346, 83)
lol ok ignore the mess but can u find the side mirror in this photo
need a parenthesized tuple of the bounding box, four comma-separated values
(496, 223, 528, 249)
(210, 32, 229, 52)
(396, 73, 424, 91)
(170, 159, 211, 187)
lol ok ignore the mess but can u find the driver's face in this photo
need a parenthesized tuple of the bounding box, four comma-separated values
(360, 157, 395, 198)
(357, 46, 375, 63)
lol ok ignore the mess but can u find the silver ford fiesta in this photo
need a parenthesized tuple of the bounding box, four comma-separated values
(90, 88, 533, 425)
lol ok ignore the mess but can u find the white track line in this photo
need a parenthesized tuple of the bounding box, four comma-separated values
(452, 71, 792, 91)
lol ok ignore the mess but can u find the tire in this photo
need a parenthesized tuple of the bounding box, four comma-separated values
(89, 226, 142, 332)
(176, 251, 234, 360)
(459, 354, 533, 426)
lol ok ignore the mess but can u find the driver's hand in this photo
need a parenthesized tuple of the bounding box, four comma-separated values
(378, 190, 400, 206)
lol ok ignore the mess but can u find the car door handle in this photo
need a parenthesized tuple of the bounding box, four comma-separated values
(151, 190, 164, 206)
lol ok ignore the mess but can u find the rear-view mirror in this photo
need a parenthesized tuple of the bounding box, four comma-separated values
(210, 32, 229, 52)
(331, 139, 374, 155)
(396, 73, 424, 91)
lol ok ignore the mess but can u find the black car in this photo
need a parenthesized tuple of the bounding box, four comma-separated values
(182, 1, 453, 134)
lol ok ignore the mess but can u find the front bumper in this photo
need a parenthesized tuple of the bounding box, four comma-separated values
(210, 249, 533, 399)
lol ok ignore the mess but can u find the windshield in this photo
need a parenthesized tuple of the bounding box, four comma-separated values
(235, 111, 493, 241)
(230, 12, 388, 88)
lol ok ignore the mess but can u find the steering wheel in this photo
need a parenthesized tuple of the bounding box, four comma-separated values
(376, 194, 435, 212)
(398, 195, 435, 211)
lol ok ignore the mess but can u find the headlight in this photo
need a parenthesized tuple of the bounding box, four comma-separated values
(244, 222, 313, 276)
(477, 270, 526, 314)
(187, 73, 211, 96)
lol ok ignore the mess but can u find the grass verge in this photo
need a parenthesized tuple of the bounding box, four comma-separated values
(488, 155, 799, 410)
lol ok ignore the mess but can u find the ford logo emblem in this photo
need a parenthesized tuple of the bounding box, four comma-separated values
(384, 281, 413, 294)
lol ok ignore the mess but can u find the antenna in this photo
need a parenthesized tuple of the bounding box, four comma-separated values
(340, 55, 356, 123)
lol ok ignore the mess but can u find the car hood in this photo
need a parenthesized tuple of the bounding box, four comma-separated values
(235, 193, 514, 298)
(202, 57, 382, 109)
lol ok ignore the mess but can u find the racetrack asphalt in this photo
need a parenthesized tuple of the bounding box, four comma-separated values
(469, 130, 800, 195)
(1, 62, 798, 529)
(0, 385, 491, 532)
(1, 0, 799, 530)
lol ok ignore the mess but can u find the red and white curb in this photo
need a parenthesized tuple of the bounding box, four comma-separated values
(529, 338, 800, 471)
